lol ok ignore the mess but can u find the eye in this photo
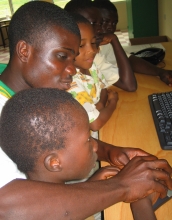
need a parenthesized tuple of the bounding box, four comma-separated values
(90, 21, 96, 26)
(91, 42, 97, 48)
(80, 44, 84, 48)
(112, 22, 118, 26)
(57, 53, 67, 60)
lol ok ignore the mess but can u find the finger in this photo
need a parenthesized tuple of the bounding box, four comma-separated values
(103, 165, 121, 172)
(152, 169, 172, 189)
(111, 153, 130, 167)
(136, 156, 172, 180)
(103, 169, 120, 179)
(128, 148, 157, 159)
(151, 159, 172, 175)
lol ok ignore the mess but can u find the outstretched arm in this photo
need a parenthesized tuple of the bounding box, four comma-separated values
(0, 156, 172, 220)
(100, 34, 137, 92)
(129, 55, 172, 86)
(96, 139, 154, 168)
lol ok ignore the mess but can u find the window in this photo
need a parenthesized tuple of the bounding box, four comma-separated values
(0, 0, 28, 18)
(12, 0, 28, 14)
(53, 0, 69, 8)
(0, 0, 126, 19)
(0, 0, 11, 18)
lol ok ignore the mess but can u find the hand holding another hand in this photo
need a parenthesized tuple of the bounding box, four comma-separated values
(114, 156, 172, 203)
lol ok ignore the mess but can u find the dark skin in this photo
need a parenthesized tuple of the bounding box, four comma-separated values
(74, 22, 118, 131)
(99, 7, 172, 86)
(0, 25, 172, 220)
(90, 165, 159, 220)
(1, 156, 172, 220)
(78, 7, 137, 92)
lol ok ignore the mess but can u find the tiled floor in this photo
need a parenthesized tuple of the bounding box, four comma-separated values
(116, 29, 130, 46)
(0, 30, 130, 64)
(0, 46, 9, 64)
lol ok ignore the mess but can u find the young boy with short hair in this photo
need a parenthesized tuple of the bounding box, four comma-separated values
(0, 88, 158, 220)
(0, 88, 99, 183)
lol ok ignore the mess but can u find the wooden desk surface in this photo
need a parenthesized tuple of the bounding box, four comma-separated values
(100, 42, 172, 220)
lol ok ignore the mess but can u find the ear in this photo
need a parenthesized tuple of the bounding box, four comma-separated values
(44, 153, 62, 172)
(16, 40, 31, 62)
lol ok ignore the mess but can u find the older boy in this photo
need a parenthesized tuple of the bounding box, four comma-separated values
(93, 0, 172, 86)
(0, 2, 172, 220)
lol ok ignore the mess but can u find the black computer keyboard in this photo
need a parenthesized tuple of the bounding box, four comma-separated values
(148, 92, 172, 150)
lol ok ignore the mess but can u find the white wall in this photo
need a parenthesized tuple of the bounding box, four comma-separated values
(113, 1, 128, 30)
(158, 0, 172, 41)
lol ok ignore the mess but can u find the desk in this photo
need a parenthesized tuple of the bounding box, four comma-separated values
(100, 42, 172, 220)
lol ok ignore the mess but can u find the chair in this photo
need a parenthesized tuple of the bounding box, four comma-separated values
(0, 23, 9, 48)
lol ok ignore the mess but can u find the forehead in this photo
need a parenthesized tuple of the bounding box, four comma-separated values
(70, 104, 89, 128)
(100, 8, 118, 21)
(80, 8, 101, 21)
(41, 26, 80, 53)
(78, 23, 94, 38)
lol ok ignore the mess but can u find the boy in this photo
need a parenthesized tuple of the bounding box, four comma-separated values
(65, 0, 172, 87)
(64, 1, 137, 92)
(68, 14, 118, 133)
(0, 2, 172, 220)
(0, 88, 100, 184)
(93, 0, 172, 86)
(0, 88, 158, 220)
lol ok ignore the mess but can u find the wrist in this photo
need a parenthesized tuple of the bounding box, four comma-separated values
(108, 98, 118, 107)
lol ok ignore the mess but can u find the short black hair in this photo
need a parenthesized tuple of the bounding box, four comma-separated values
(0, 88, 86, 173)
(64, 0, 95, 13)
(71, 13, 91, 25)
(93, 0, 117, 13)
(8, 1, 80, 58)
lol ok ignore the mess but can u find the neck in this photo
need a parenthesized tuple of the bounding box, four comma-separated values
(0, 63, 31, 93)
(79, 68, 90, 76)
(27, 171, 64, 184)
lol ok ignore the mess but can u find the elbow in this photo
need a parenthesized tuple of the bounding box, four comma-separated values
(90, 121, 103, 132)
(120, 82, 137, 92)
(90, 126, 101, 132)
(126, 83, 137, 92)
(114, 78, 137, 92)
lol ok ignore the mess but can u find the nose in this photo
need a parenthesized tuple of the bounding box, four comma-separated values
(87, 45, 97, 55)
(95, 23, 103, 35)
(106, 21, 112, 30)
(65, 62, 76, 76)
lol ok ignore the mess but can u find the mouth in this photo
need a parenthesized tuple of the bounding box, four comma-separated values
(60, 80, 73, 90)
(86, 57, 94, 63)
(96, 33, 104, 41)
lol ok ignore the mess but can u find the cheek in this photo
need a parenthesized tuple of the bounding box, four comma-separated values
(75, 55, 83, 66)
